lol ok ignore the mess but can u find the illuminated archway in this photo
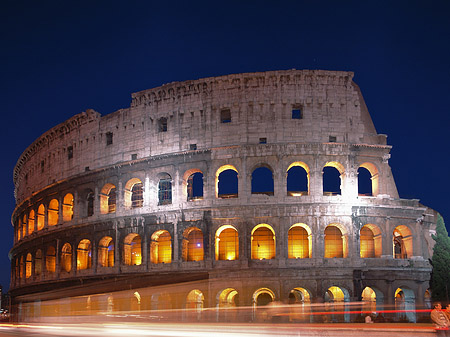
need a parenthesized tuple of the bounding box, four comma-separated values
(28, 210, 35, 235)
(62, 193, 74, 221)
(48, 199, 59, 226)
(124, 178, 143, 208)
(186, 289, 204, 310)
(98, 236, 114, 267)
(151, 230, 172, 264)
(124, 233, 142, 265)
(158, 173, 172, 205)
(19, 256, 24, 279)
(288, 224, 311, 259)
(25, 253, 32, 278)
(287, 162, 310, 196)
(61, 243, 72, 272)
(361, 287, 376, 313)
(251, 165, 274, 196)
(100, 184, 116, 214)
(35, 249, 42, 277)
(185, 170, 204, 201)
(46, 246, 56, 273)
(393, 225, 413, 259)
(251, 224, 275, 260)
(37, 204, 45, 231)
(360, 224, 382, 258)
(182, 227, 204, 262)
(325, 286, 350, 322)
(253, 288, 275, 306)
(131, 291, 141, 311)
(77, 239, 92, 270)
(359, 162, 379, 196)
(22, 214, 27, 238)
(218, 288, 239, 307)
(216, 165, 238, 198)
(323, 161, 344, 196)
(215, 225, 239, 261)
(324, 224, 347, 258)
(288, 287, 312, 322)
(395, 287, 416, 322)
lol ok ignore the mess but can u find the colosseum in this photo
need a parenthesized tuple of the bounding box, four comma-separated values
(10, 69, 437, 323)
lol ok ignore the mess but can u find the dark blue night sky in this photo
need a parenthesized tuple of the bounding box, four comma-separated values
(1, 0, 450, 291)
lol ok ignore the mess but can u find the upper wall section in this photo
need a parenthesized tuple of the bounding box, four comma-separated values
(13, 69, 386, 204)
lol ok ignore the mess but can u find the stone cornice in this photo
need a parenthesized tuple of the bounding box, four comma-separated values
(131, 69, 354, 108)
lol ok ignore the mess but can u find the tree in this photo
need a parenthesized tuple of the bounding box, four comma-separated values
(431, 214, 450, 302)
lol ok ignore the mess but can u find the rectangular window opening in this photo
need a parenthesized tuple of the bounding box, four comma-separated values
(68, 146, 73, 159)
(259, 138, 267, 144)
(329, 136, 337, 143)
(106, 132, 113, 145)
(131, 154, 137, 160)
(158, 118, 168, 132)
(190, 144, 197, 150)
(292, 108, 302, 119)
(220, 109, 231, 123)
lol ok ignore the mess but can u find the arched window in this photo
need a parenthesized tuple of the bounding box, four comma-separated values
(62, 193, 74, 221)
(361, 287, 376, 313)
(358, 167, 372, 196)
(22, 214, 27, 238)
(289, 287, 311, 304)
(158, 173, 172, 205)
(15, 258, 19, 281)
(48, 199, 59, 226)
(108, 188, 116, 213)
(216, 165, 238, 198)
(35, 250, 42, 276)
(46, 246, 56, 273)
(151, 230, 172, 264)
(86, 191, 94, 217)
(251, 225, 275, 260)
(325, 286, 351, 322)
(360, 225, 382, 258)
(186, 289, 204, 310)
(251, 166, 274, 196)
(324, 225, 346, 258)
(16, 223, 21, 242)
(215, 226, 239, 261)
(77, 239, 92, 270)
(218, 288, 239, 309)
(100, 184, 116, 214)
(394, 287, 416, 322)
(132, 183, 143, 208)
(323, 162, 344, 196)
(287, 162, 309, 196)
(28, 210, 35, 235)
(124, 233, 142, 265)
(61, 243, 72, 272)
(37, 204, 45, 230)
(187, 172, 203, 201)
(393, 225, 413, 259)
(98, 236, 114, 267)
(182, 227, 204, 262)
(288, 224, 311, 259)
(25, 253, 32, 278)
(359, 163, 379, 196)
(19, 256, 24, 279)
(253, 288, 275, 307)
(124, 178, 143, 208)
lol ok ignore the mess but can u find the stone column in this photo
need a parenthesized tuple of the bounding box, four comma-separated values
(55, 239, 60, 278)
(94, 186, 100, 216)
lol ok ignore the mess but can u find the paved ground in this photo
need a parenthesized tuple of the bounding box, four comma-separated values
(0, 322, 441, 337)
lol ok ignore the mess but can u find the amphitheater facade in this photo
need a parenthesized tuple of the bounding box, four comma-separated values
(10, 70, 437, 322)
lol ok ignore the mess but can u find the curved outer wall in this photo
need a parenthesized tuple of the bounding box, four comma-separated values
(10, 70, 436, 321)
